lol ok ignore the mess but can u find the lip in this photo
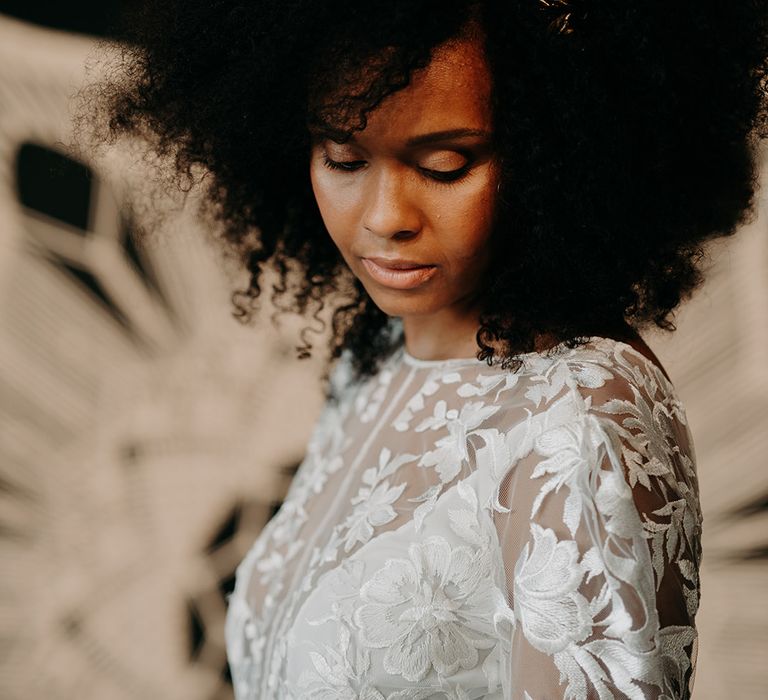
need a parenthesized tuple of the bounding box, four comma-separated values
(364, 256, 435, 270)
(361, 257, 438, 290)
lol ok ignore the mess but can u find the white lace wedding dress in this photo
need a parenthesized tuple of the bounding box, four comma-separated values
(225, 325, 701, 699)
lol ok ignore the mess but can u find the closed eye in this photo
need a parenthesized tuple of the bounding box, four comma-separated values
(321, 155, 472, 184)
(422, 163, 472, 182)
(321, 156, 366, 172)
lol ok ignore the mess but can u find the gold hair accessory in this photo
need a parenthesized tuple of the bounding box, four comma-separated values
(538, 0, 587, 36)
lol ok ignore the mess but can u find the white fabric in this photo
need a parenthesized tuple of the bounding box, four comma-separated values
(225, 322, 701, 699)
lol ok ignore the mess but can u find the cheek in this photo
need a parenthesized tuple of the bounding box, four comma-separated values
(309, 163, 333, 221)
(435, 176, 497, 264)
(309, 164, 354, 247)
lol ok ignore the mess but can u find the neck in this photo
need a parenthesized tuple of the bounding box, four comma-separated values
(400, 313, 642, 363)
(400, 309, 483, 361)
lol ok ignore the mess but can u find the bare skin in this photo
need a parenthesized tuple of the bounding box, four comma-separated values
(308, 34, 671, 382)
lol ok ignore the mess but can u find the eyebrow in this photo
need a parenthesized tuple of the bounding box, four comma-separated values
(312, 126, 491, 147)
(402, 128, 491, 147)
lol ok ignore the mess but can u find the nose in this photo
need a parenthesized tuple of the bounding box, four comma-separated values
(361, 166, 422, 239)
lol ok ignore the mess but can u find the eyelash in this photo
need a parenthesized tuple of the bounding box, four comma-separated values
(321, 154, 472, 186)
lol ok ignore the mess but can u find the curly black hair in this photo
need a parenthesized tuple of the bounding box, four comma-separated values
(84, 0, 768, 393)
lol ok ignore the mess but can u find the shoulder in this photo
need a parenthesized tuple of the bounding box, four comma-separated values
(534, 335, 694, 473)
(484, 336, 698, 516)
(558, 337, 694, 484)
(512, 337, 701, 547)
(518, 335, 689, 432)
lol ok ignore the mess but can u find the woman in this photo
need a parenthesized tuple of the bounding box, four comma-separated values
(90, 0, 768, 697)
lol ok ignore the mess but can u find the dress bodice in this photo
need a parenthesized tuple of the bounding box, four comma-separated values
(225, 331, 701, 699)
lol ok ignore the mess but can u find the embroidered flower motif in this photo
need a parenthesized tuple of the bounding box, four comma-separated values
(408, 483, 443, 533)
(341, 447, 416, 552)
(342, 479, 406, 553)
(513, 523, 592, 654)
(357, 368, 394, 424)
(296, 620, 385, 700)
(269, 500, 309, 547)
(255, 539, 305, 586)
(416, 400, 499, 483)
(598, 385, 675, 491)
(658, 625, 697, 699)
(354, 535, 499, 682)
(528, 420, 591, 536)
(563, 351, 615, 389)
(457, 372, 520, 400)
(225, 594, 262, 667)
(525, 361, 574, 407)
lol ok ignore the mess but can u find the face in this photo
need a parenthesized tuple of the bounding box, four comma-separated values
(309, 35, 499, 326)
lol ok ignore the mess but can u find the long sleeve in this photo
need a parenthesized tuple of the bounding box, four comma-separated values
(491, 358, 702, 699)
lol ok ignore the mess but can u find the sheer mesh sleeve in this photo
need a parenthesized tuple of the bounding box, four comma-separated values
(491, 353, 702, 699)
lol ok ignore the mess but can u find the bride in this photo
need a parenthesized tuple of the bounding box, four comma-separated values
(87, 1, 768, 697)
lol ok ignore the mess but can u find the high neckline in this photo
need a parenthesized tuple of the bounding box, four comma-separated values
(397, 335, 673, 386)
(400, 345, 487, 368)
(398, 341, 547, 369)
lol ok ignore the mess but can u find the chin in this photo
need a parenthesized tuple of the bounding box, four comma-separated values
(365, 290, 444, 318)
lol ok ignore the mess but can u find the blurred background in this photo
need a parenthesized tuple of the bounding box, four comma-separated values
(0, 5, 766, 699)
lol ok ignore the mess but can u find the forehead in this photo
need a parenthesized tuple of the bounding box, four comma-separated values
(310, 36, 493, 147)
